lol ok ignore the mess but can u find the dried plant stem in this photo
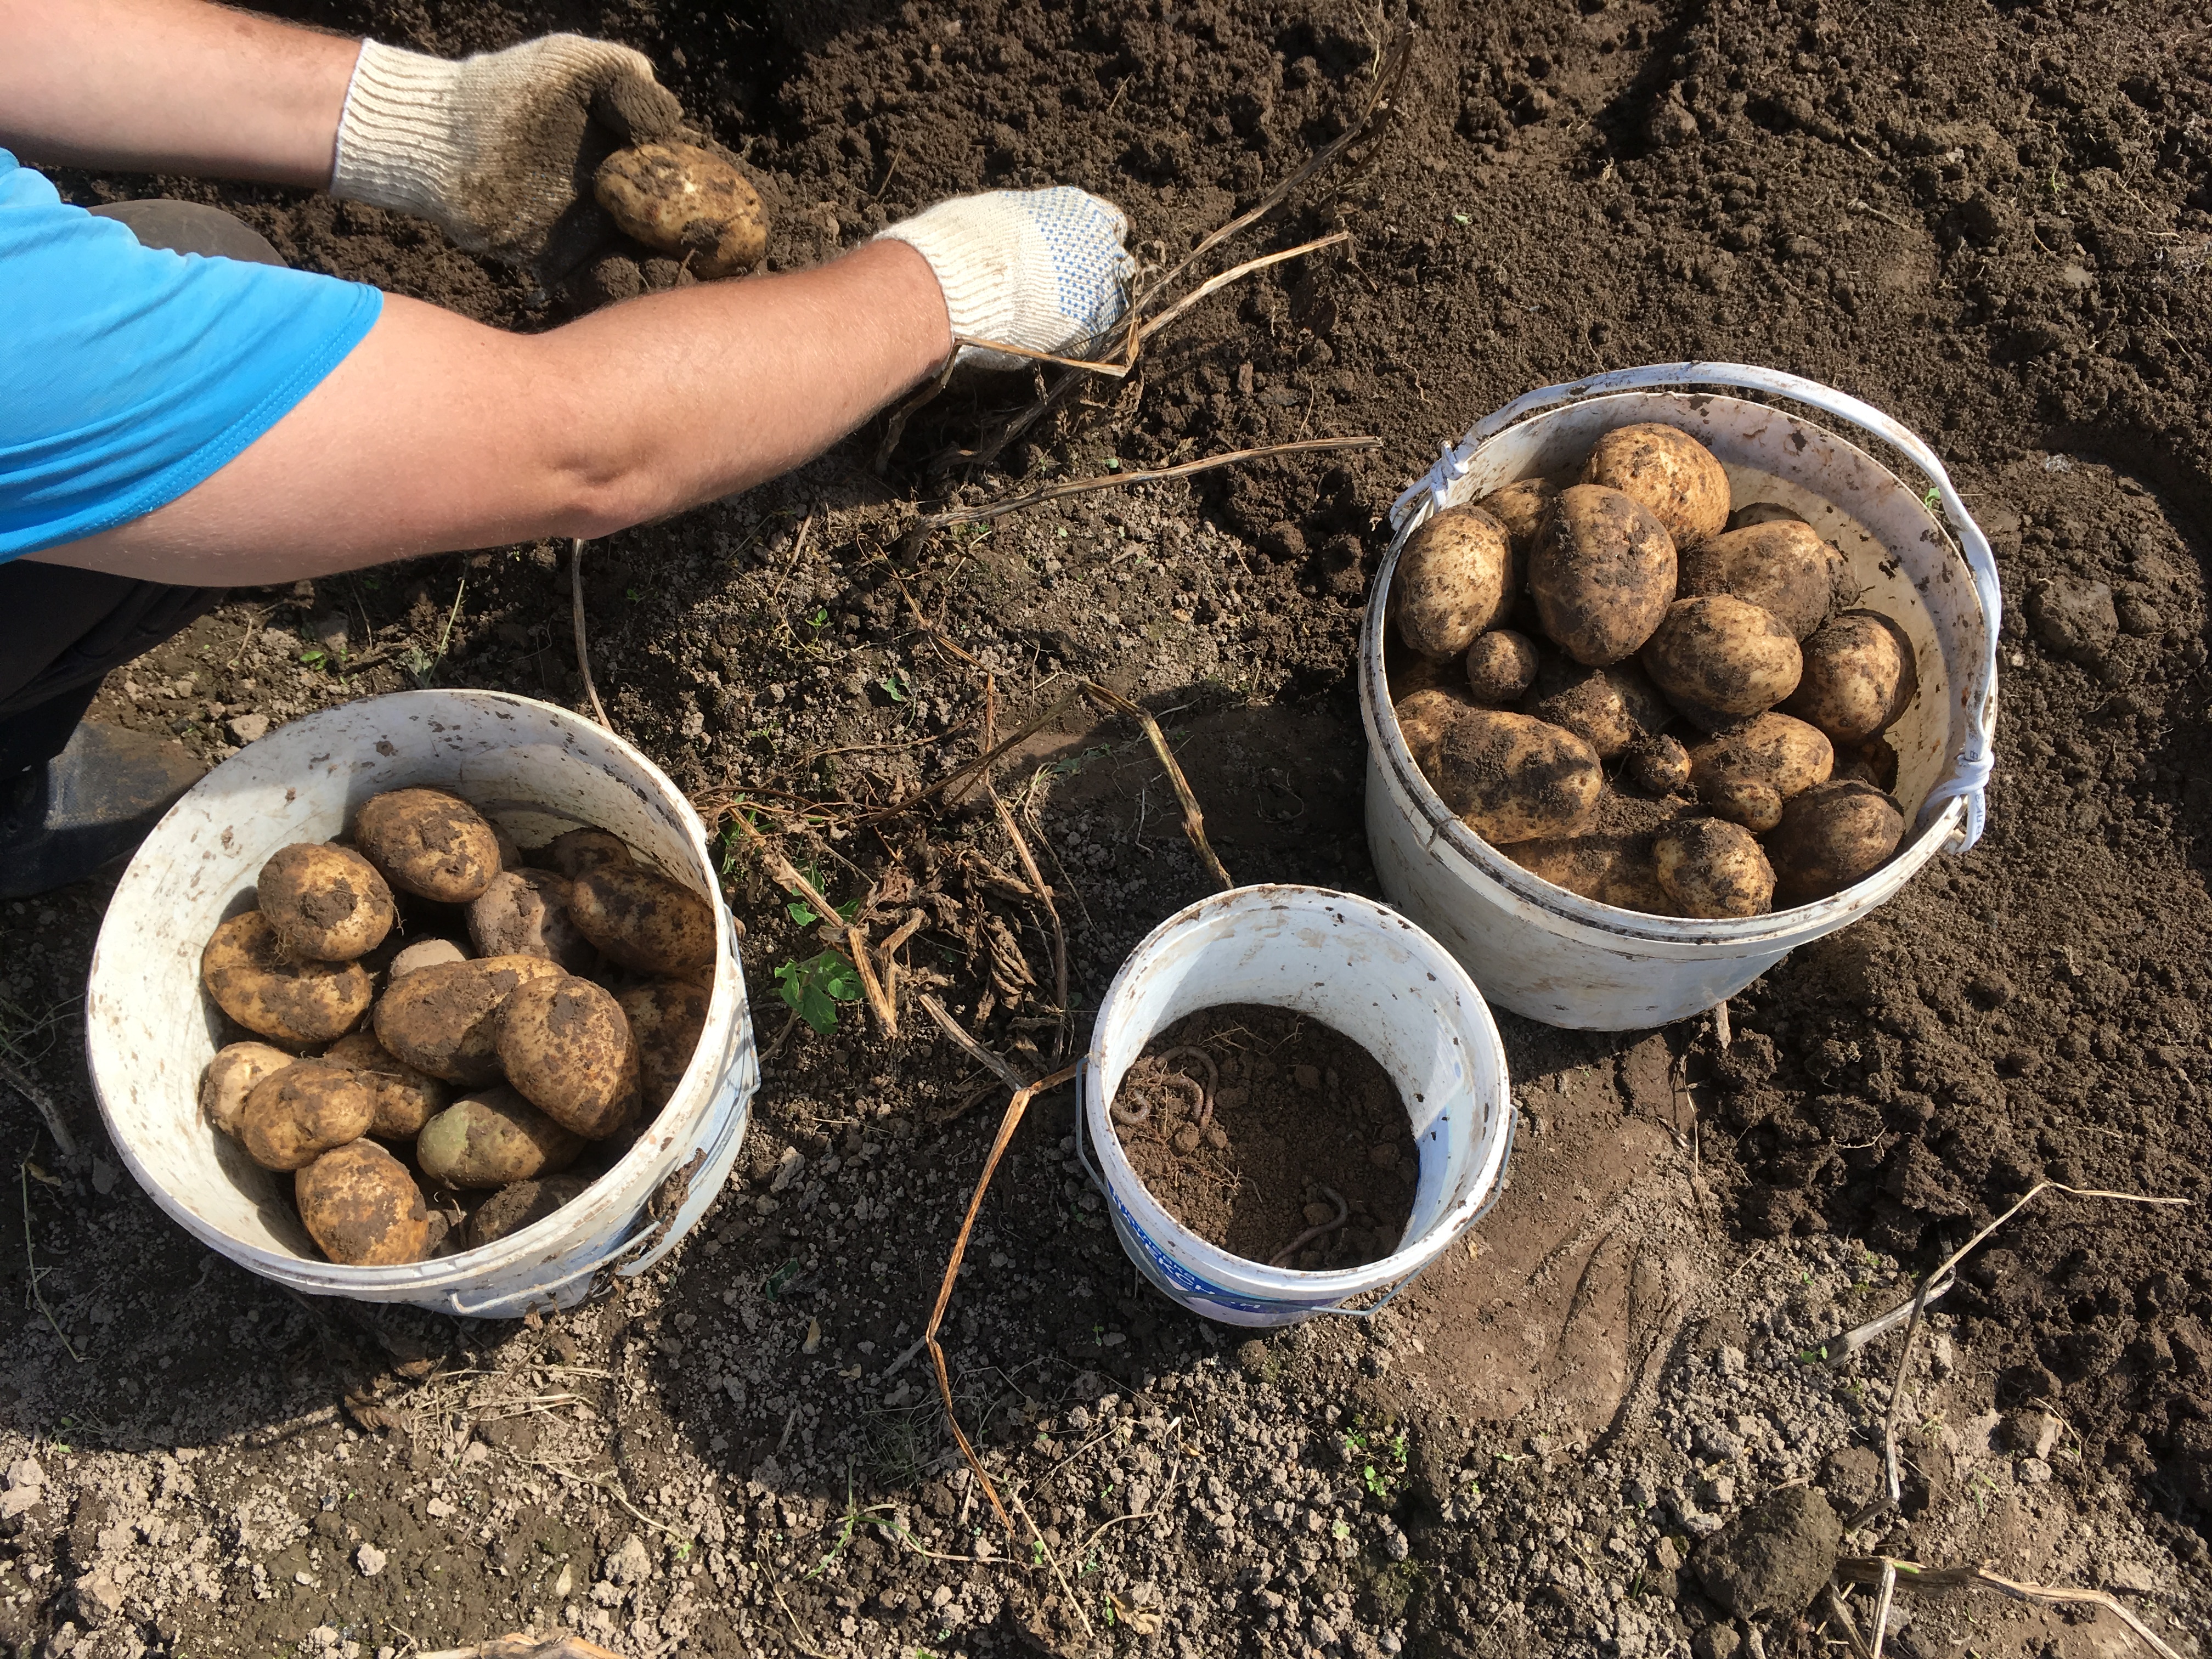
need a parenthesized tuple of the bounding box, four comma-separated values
(918, 995, 1030, 1097)
(919, 435, 1383, 531)
(1867, 1559, 1897, 1659)
(569, 540, 610, 731)
(871, 687, 1084, 823)
(981, 676, 1070, 1060)
(1835, 1557, 2181, 1659)
(878, 908, 926, 1015)
(1082, 683, 1235, 891)
(724, 810, 843, 947)
(845, 924, 898, 1036)
(1137, 231, 1351, 342)
(0, 1053, 73, 1157)
(766, 511, 816, 610)
(1007, 1485, 1093, 1639)
(1877, 1181, 2187, 1506)
(926, 1062, 1080, 1531)
(20, 1160, 81, 1363)
(1823, 1587, 1874, 1659)
(874, 359, 957, 473)
(950, 333, 1135, 377)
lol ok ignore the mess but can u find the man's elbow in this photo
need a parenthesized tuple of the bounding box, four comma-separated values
(542, 455, 671, 542)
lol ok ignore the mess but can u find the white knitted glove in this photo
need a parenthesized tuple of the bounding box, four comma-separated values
(331, 35, 684, 281)
(878, 188, 1135, 369)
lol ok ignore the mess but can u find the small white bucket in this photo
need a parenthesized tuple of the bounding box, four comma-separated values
(1363, 363, 2003, 1030)
(1077, 885, 1513, 1328)
(84, 690, 757, 1318)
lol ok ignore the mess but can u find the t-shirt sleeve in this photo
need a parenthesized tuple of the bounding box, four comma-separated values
(0, 151, 382, 563)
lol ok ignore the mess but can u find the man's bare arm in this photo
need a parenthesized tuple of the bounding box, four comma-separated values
(26, 240, 953, 586)
(0, 0, 356, 185)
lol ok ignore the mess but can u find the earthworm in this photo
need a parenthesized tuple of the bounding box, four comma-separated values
(1112, 1048, 1216, 1130)
(1153, 1045, 1220, 1127)
(1270, 1185, 1349, 1268)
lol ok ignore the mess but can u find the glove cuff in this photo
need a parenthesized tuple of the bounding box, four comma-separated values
(331, 39, 469, 224)
(876, 211, 1023, 350)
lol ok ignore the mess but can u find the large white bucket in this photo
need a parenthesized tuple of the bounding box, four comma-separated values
(1363, 363, 2002, 1030)
(84, 690, 756, 1318)
(1077, 885, 1513, 1328)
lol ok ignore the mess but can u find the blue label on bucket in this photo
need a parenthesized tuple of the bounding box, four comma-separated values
(1111, 1189, 1319, 1317)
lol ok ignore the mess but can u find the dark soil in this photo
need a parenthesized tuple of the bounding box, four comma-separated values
(7, 0, 2212, 1654)
(1110, 1005, 1415, 1272)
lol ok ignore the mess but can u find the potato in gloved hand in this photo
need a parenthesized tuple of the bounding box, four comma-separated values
(595, 142, 769, 279)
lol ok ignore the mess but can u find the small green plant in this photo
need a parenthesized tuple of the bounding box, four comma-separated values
(1921, 485, 1942, 511)
(299, 646, 329, 670)
(1452, 211, 1471, 225)
(878, 670, 910, 703)
(1330, 1519, 1352, 1541)
(625, 586, 644, 604)
(783, 860, 859, 928)
(765, 1260, 802, 1300)
(775, 951, 859, 1032)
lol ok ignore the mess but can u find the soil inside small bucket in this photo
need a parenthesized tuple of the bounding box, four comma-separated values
(1110, 1003, 1417, 1272)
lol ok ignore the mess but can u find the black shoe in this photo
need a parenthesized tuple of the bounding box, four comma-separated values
(0, 723, 205, 899)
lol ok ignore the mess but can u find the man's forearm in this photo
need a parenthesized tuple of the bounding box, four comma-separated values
(0, 0, 354, 185)
(29, 241, 953, 586)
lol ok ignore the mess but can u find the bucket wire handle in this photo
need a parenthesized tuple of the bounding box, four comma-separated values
(1389, 362, 2000, 854)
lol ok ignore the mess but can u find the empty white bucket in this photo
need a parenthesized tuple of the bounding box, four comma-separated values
(84, 690, 755, 1318)
(1078, 885, 1513, 1328)
(1363, 363, 2002, 1030)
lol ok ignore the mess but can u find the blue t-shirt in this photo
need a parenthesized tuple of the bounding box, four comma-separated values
(0, 150, 382, 562)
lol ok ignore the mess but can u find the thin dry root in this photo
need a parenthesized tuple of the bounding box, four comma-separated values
(1271, 1184, 1350, 1268)
(1154, 1045, 1220, 1127)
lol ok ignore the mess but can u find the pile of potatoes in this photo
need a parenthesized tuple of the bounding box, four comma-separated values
(1388, 422, 1918, 917)
(196, 788, 716, 1266)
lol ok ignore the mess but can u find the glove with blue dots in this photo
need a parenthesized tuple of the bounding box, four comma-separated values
(877, 187, 1135, 370)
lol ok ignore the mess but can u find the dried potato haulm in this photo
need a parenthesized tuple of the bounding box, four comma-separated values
(296, 1140, 431, 1266)
(354, 788, 503, 904)
(257, 843, 394, 962)
(1641, 594, 1802, 727)
(201, 911, 374, 1046)
(1528, 484, 1678, 667)
(1581, 422, 1731, 547)
(594, 142, 769, 280)
(1784, 610, 1919, 745)
(1389, 506, 1516, 660)
(1676, 520, 1842, 641)
(1427, 707, 1604, 845)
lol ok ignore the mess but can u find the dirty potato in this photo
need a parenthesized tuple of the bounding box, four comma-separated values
(567, 861, 717, 976)
(495, 974, 640, 1139)
(1835, 733, 1901, 793)
(1528, 485, 1678, 667)
(595, 142, 769, 280)
(202, 911, 374, 1046)
(468, 868, 596, 974)
(617, 981, 710, 1114)
(1675, 520, 1844, 641)
(353, 789, 503, 904)
(240, 1059, 375, 1172)
(372, 954, 566, 1086)
(1390, 507, 1516, 660)
(1528, 657, 1671, 760)
(1429, 708, 1604, 845)
(1653, 819, 1776, 918)
(323, 1030, 448, 1141)
(296, 1139, 432, 1266)
(256, 843, 394, 962)
(546, 828, 633, 877)
(388, 938, 468, 979)
(1475, 476, 1562, 563)
(1769, 780, 1906, 902)
(1625, 733, 1693, 797)
(1687, 713, 1834, 832)
(1728, 501, 1807, 532)
(1782, 610, 1919, 745)
(464, 1175, 593, 1251)
(1393, 686, 1473, 780)
(416, 1087, 586, 1189)
(1641, 595, 1803, 728)
(1464, 630, 1541, 704)
(199, 1042, 295, 1139)
(1581, 422, 1730, 548)
(1508, 834, 1674, 913)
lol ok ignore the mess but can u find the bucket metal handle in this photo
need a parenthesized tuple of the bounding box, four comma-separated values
(1388, 362, 2000, 854)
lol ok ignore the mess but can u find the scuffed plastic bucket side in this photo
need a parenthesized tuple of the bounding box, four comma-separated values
(1079, 885, 1512, 1328)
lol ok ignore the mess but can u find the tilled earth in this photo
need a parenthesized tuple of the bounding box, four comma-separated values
(6, 0, 2212, 1656)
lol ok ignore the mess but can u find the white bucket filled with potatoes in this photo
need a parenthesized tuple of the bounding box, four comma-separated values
(85, 690, 755, 1317)
(1361, 363, 2000, 1031)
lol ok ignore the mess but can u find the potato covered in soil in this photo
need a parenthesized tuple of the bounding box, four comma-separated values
(323, 1030, 448, 1141)
(1508, 834, 1674, 913)
(1429, 708, 1604, 845)
(594, 142, 769, 280)
(1463, 630, 1540, 703)
(1528, 485, 1678, 667)
(200, 1042, 295, 1139)
(495, 974, 640, 1138)
(1528, 658, 1671, 760)
(1626, 734, 1692, 797)
(468, 869, 596, 974)
(1392, 686, 1471, 777)
(416, 1087, 585, 1189)
(617, 981, 710, 1113)
(256, 843, 394, 962)
(296, 1139, 432, 1266)
(353, 789, 502, 904)
(1768, 780, 1906, 902)
(1581, 422, 1731, 548)
(201, 911, 374, 1046)
(1654, 819, 1775, 918)
(1475, 476, 1562, 558)
(372, 954, 566, 1086)
(1390, 506, 1516, 660)
(1728, 501, 1805, 531)
(1782, 610, 1919, 745)
(1676, 520, 1843, 641)
(1687, 713, 1834, 832)
(465, 1175, 593, 1251)
(567, 861, 716, 975)
(1641, 595, 1803, 727)
(388, 938, 467, 979)
(547, 828, 631, 877)
(240, 1059, 375, 1172)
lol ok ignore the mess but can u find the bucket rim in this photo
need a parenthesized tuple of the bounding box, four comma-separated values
(1081, 882, 1513, 1304)
(84, 687, 747, 1297)
(1364, 370, 1999, 945)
